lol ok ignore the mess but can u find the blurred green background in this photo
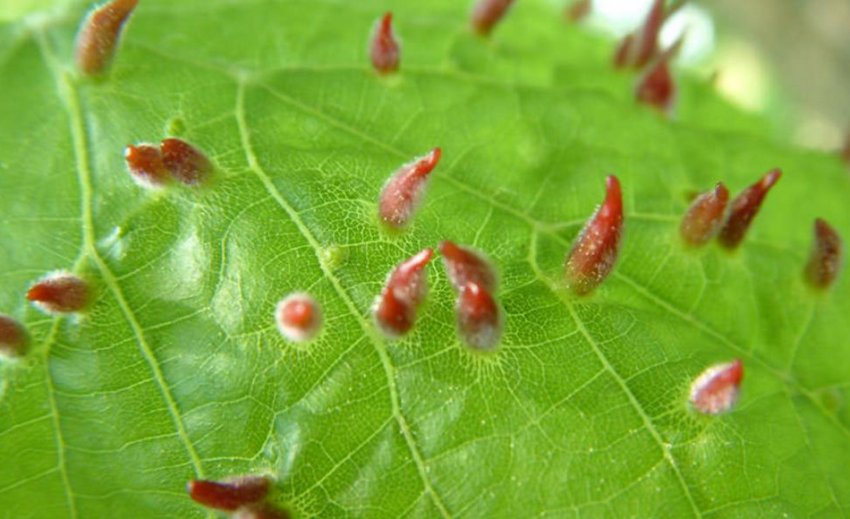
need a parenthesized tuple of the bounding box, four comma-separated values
(580, 0, 850, 152)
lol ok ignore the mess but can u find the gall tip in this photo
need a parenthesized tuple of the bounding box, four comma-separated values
(717, 168, 783, 250)
(160, 137, 213, 186)
(378, 149, 442, 229)
(374, 248, 434, 338)
(275, 293, 322, 343)
(805, 217, 843, 291)
(0, 315, 28, 359)
(680, 182, 730, 247)
(565, 0, 592, 23)
(565, 175, 624, 295)
(187, 476, 271, 512)
(439, 240, 498, 293)
(370, 11, 401, 74)
(690, 359, 743, 415)
(124, 143, 168, 188)
(26, 272, 90, 314)
(74, 0, 139, 76)
(457, 281, 502, 351)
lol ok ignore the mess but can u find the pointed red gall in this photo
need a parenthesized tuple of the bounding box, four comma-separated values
(717, 169, 782, 249)
(75, 0, 139, 76)
(439, 240, 497, 293)
(565, 0, 592, 23)
(187, 476, 270, 512)
(805, 218, 843, 290)
(369, 12, 400, 74)
(378, 148, 441, 229)
(565, 175, 624, 295)
(27, 272, 90, 314)
(457, 282, 502, 351)
(0, 315, 27, 358)
(470, 0, 516, 36)
(680, 182, 729, 247)
(276, 293, 322, 343)
(124, 143, 168, 188)
(234, 503, 292, 519)
(690, 359, 743, 415)
(160, 138, 213, 186)
(613, 0, 664, 69)
(374, 248, 434, 337)
(634, 37, 683, 115)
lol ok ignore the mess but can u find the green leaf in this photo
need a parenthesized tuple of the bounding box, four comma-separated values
(1, 0, 849, 517)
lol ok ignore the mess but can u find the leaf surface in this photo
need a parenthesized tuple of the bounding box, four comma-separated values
(1, 1, 849, 517)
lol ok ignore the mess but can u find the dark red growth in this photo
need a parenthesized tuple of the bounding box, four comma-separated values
(124, 143, 168, 187)
(374, 248, 434, 337)
(470, 0, 516, 36)
(161, 138, 213, 186)
(187, 476, 270, 512)
(717, 169, 782, 249)
(613, 0, 664, 69)
(614, 0, 686, 68)
(276, 293, 322, 342)
(234, 503, 292, 519)
(634, 37, 683, 115)
(439, 240, 497, 293)
(27, 273, 90, 314)
(378, 148, 441, 229)
(457, 282, 502, 350)
(690, 359, 743, 415)
(565, 176, 624, 295)
(565, 0, 592, 23)
(680, 182, 729, 246)
(370, 12, 400, 74)
(0, 315, 27, 358)
(805, 218, 843, 290)
(75, 0, 139, 76)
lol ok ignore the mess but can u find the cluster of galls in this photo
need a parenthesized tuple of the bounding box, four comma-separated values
(1, 0, 841, 514)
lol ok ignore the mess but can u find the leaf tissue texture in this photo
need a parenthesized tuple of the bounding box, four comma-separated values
(1, 1, 849, 517)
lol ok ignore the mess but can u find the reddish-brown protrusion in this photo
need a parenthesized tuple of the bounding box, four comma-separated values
(75, 0, 139, 76)
(160, 138, 213, 186)
(634, 37, 683, 115)
(27, 273, 90, 314)
(374, 248, 434, 337)
(635, 57, 675, 114)
(0, 315, 27, 358)
(614, 0, 685, 69)
(234, 503, 292, 519)
(565, 175, 624, 295)
(187, 476, 270, 512)
(565, 0, 592, 23)
(378, 148, 441, 229)
(276, 293, 322, 343)
(124, 143, 168, 187)
(805, 218, 843, 290)
(717, 169, 782, 249)
(613, 0, 664, 69)
(439, 240, 497, 293)
(370, 12, 400, 74)
(689, 359, 743, 415)
(471, 0, 515, 36)
(680, 182, 729, 246)
(457, 281, 502, 350)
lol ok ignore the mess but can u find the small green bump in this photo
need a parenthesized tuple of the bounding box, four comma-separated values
(166, 116, 187, 137)
(819, 388, 843, 414)
(320, 245, 346, 271)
